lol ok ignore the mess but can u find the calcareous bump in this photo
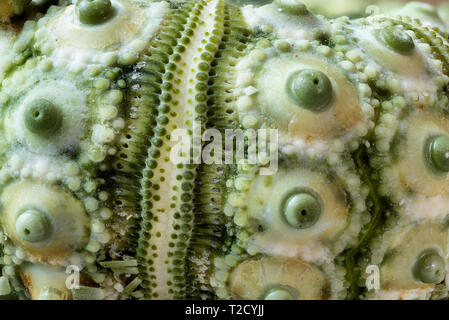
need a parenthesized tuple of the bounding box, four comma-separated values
(0, 0, 448, 300)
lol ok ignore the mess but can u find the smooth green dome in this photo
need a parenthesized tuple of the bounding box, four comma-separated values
(377, 26, 415, 55)
(426, 135, 449, 173)
(287, 69, 334, 112)
(282, 190, 322, 229)
(15, 209, 53, 243)
(412, 249, 446, 284)
(76, 0, 115, 25)
(24, 99, 62, 137)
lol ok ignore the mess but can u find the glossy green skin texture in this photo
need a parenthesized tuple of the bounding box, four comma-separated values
(0, 0, 449, 301)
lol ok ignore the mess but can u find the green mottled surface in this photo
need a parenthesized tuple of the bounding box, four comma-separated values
(0, 0, 448, 300)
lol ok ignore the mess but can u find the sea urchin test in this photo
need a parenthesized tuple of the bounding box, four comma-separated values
(0, 0, 449, 300)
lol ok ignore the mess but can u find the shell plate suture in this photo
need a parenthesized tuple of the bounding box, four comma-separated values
(0, 0, 448, 300)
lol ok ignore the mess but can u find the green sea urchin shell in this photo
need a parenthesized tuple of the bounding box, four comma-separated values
(0, 0, 448, 301)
